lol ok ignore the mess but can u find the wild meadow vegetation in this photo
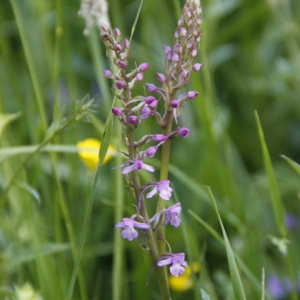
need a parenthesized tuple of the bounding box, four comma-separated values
(1, 0, 300, 299)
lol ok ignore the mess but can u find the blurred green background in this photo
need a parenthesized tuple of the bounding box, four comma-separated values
(0, 0, 300, 299)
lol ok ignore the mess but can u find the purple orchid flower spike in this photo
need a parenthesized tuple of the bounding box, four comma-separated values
(157, 252, 188, 277)
(100, 0, 203, 291)
(115, 215, 150, 241)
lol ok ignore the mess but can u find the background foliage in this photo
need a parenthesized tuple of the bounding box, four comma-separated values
(1, 0, 300, 299)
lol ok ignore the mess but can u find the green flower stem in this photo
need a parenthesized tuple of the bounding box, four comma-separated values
(112, 121, 125, 300)
(156, 110, 174, 256)
(127, 125, 171, 300)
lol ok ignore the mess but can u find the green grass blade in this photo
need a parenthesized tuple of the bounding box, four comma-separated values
(66, 165, 101, 300)
(188, 210, 264, 296)
(254, 111, 286, 236)
(281, 155, 300, 176)
(205, 186, 247, 300)
(0, 112, 21, 137)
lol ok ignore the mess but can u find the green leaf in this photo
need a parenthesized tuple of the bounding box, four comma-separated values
(254, 111, 286, 236)
(281, 155, 300, 176)
(0, 112, 21, 137)
(189, 210, 264, 295)
(205, 186, 247, 300)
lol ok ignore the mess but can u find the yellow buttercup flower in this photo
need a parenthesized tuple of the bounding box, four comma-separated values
(169, 262, 200, 292)
(77, 138, 116, 170)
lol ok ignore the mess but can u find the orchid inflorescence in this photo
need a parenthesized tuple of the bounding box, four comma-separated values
(101, 0, 202, 280)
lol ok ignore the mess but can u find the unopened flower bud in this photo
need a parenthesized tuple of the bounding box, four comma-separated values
(156, 73, 166, 82)
(118, 60, 128, 69)
(179, 27, 187, 37)
(192, 63, 203, 71)
(145, 146, 158, 157)
(186, 41, 193, 49)
(112, 107, 122, 116)
(101, 25, 110, 33)
(178, 127, 190, 137)
(114, 28, 121, 36)
(152, 134, 168, 143)
(103, 70, 113, 78)
(114, 43, 122, 52)
(128, 115, 138, 124)
(135, 72, 144, 81)
(123, 38, 130, 49)
(144, 96, 158, 108)
(187, 91, 199, 99)
(145, 83, 158, 93)
(139, 63, 150, 72)
(163, 45, 171, 54)
(191, 47, 198, 57)
(171, 100, 180, 108)
(116, 81, 125, 89)
(174, 44, 182, 53)
(172, 53, 179, 62)
(180, 67, 188, 78)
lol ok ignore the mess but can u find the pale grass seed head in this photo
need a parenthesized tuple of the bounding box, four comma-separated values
(78, 0, 110, 35)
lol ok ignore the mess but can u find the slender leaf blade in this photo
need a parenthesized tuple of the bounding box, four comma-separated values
(254, 111, 286, 236)
(281, 155, 300, 176)
(205, 186, 247, 300)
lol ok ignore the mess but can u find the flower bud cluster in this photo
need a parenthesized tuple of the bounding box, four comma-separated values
(101, 0, 202, 279)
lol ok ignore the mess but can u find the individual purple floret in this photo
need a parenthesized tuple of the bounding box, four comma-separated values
(163, 203, 182, 227)
(140, 106, 153, 119)
(150, 203, 182, 227)
(115, 216, 150, 241)
(120, 160, 155, 175)
(157, 252, 187, 277)
(146, 180, 173, 200)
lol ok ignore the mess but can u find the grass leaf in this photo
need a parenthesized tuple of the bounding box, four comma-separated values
(254, 111, 286, 236)
(281, 155, 300, 176)
(205, 186, 247, 300)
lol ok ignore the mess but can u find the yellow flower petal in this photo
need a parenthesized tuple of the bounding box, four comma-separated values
(169, 262, 201, 292)
(169, 274, 193, 292)
(77, 138, 116, 170)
